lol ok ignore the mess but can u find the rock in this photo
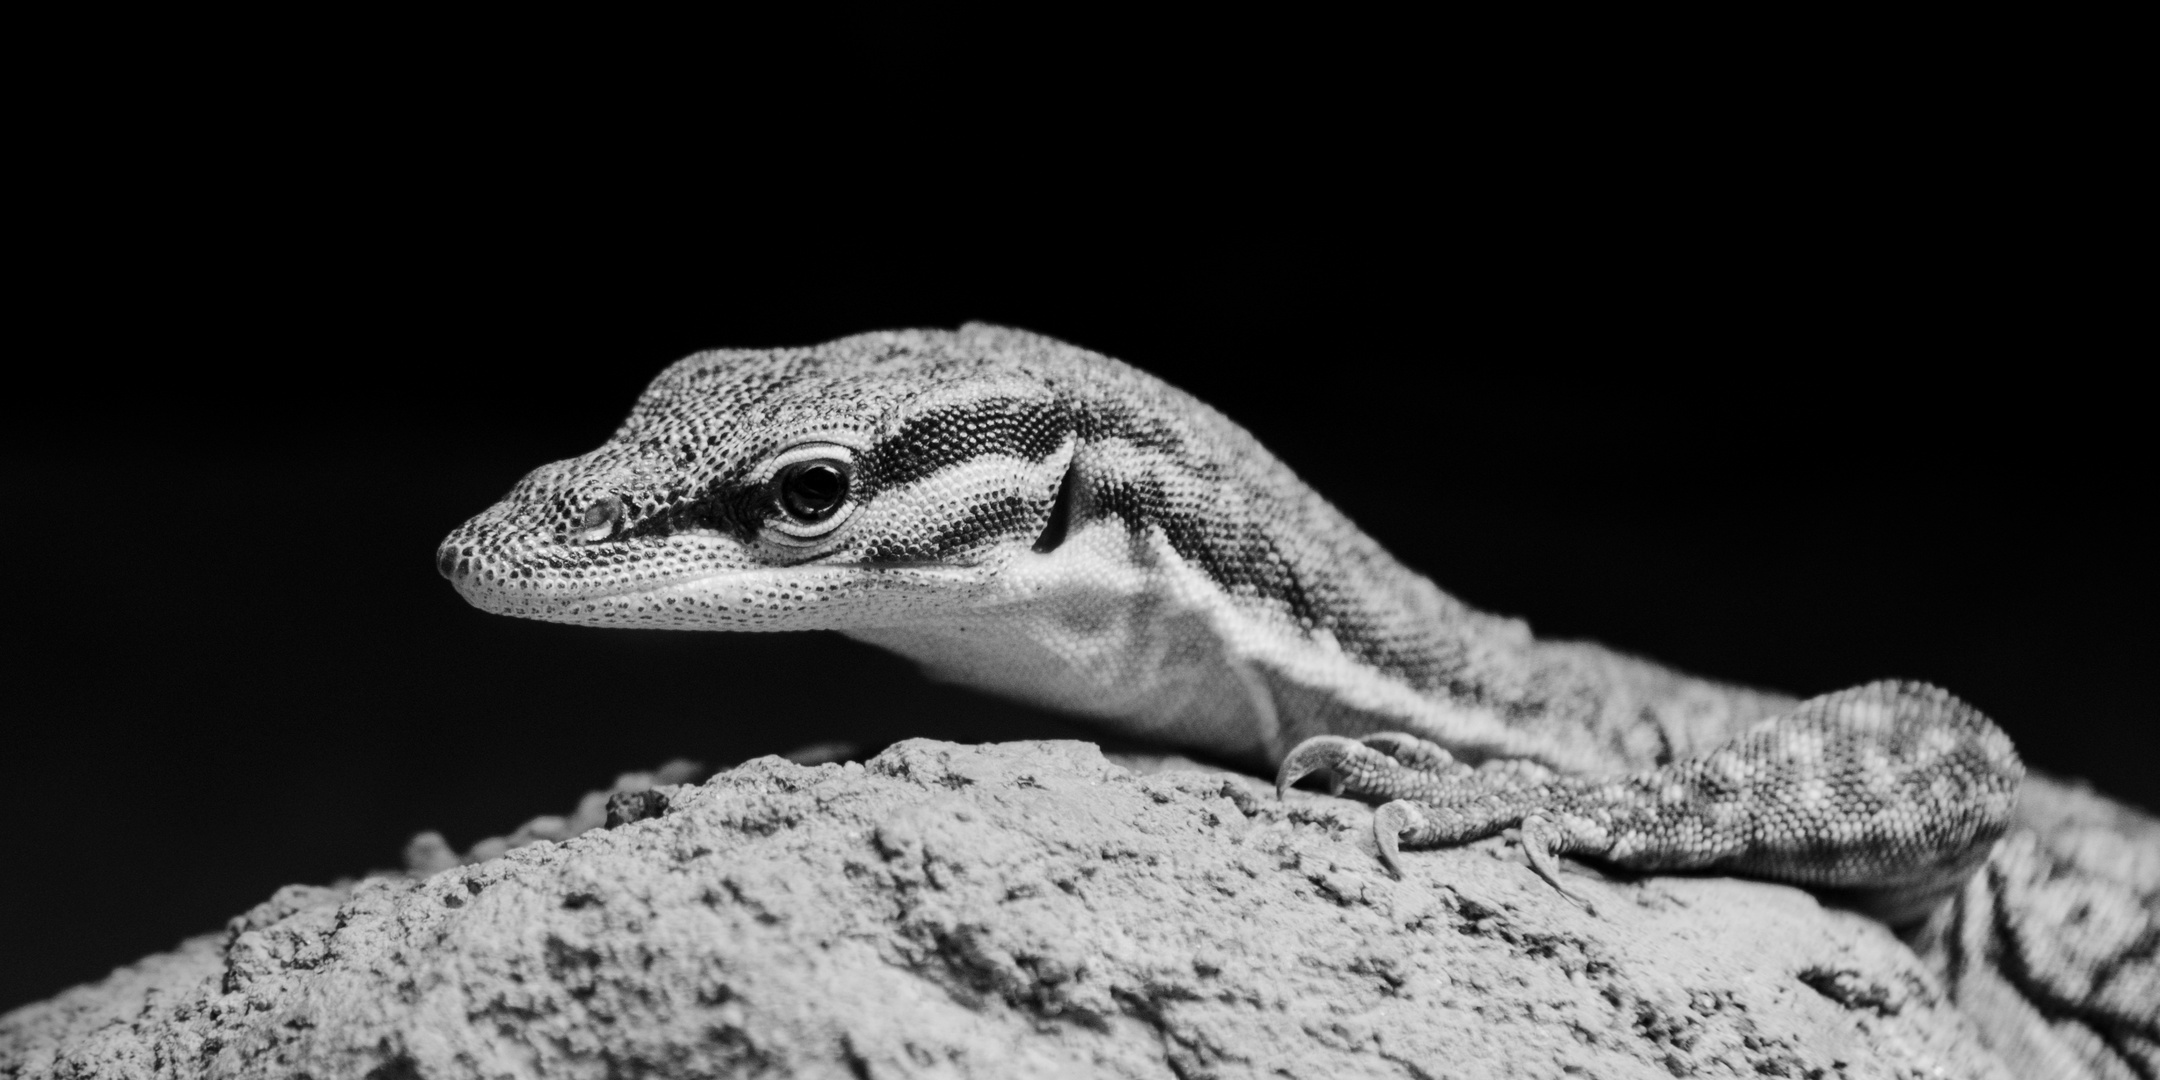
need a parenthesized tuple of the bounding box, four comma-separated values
(2, 740, 2017, 1079)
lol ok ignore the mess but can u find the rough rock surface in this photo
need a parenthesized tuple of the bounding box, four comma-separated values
(3, 740, 2024, 1079)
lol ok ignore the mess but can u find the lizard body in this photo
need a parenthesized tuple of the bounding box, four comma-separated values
(440, 324, 2153, 1075)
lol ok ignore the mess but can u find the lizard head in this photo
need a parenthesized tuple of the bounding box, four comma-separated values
(437, 327, 1079, 630)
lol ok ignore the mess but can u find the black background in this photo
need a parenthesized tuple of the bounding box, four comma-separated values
(5, 30, 2149, 1013)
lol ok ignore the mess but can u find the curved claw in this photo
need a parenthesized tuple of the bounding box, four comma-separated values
(1520, 813, 1599, 917)
(1373, 800, 1427, 879)
(1277, 735, 1363, 798)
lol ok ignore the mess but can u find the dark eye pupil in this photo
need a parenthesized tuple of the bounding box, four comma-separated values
(779, 463, 848, 520)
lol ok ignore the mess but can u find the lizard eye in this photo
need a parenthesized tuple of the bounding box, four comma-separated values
(575, 495, 624, 544)
(761, 442, 859, 545)
(778, 461, 849, 522)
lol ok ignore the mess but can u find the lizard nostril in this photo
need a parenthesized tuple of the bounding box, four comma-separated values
(436, 545, 465, 581)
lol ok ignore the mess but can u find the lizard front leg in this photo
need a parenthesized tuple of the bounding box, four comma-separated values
(1279, 681, 2025, 920)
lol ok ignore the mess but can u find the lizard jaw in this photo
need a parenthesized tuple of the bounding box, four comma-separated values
(440, 531, 994, 632)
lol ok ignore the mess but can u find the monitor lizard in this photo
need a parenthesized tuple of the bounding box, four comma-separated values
(439, 323, 2155, 1076)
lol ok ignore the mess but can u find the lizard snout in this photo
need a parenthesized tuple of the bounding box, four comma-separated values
(436, 543, 469, 582)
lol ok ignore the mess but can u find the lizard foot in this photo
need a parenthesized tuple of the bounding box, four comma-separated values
(1279, 733, 1560, 803)
(1311, 683, 2022, 913)
(1284, 732, 1605, 904)
(1278, 734, 1472, 802)
(1373, 797, 1605, 913)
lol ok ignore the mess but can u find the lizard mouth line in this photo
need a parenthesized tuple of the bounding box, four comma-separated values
(472, 559, 970, 606)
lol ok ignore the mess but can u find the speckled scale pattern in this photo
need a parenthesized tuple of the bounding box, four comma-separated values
(1602, 682, 2020, 887)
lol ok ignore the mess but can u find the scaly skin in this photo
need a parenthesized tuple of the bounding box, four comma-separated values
(440, 324, 2153, 1077)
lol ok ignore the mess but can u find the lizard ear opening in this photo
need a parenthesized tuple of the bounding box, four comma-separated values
(1031, 462, 1079, 554)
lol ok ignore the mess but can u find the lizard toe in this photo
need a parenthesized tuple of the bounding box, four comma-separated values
(1520, 813, 1601, 916)
(1277, 735, 1365, 798)
(1373, 800, 1428, 879)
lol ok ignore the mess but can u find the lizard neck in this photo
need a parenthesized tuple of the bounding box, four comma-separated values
(859, 364, 1793, 771)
